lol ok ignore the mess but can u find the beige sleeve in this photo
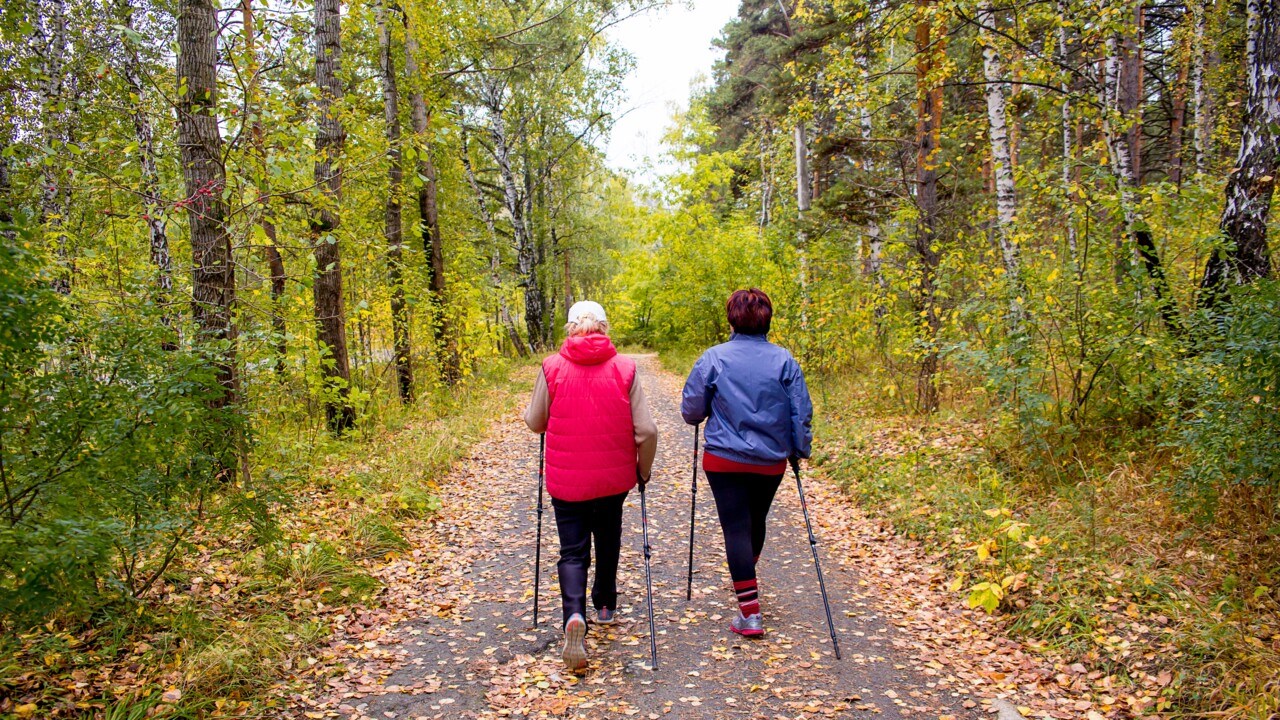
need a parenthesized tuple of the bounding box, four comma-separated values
(523, 368, 550, 433)
(631, 373, 658, 480)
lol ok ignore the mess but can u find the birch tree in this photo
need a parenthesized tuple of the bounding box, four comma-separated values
(1199, 0, 1278, 302)
(241, 0, 287, 368)
(977, 0, 1024, 327)
(1102, 25, 1179, 332)
(38, 0, 72, 294)
(117, 0, 172, 311)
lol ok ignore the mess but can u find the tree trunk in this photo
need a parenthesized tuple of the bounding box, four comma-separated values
(1120, 3, 1144, 184)
(1199, 0, 1278, 302)
(1169, 28, 1190, 188)
(480, 79, 544, 349)
(1058, 0, 1078, 264)
(403, 19, 456, 380)
(978, 0, 1025, 328)
(794, 124, 812, 213)
(759, 125, 773, 230)
(40, 0, 72, 295)
(914, 0, 944, 413)
(118, 0, 174, 330)
(242, 0, 287, 369)
(794, 122, 811, 329)
(1192, 0, 1212, 174)
(857, 37, 885, 295)
(1, 126, 13, 228)
(562, 243, 572, 312)
(462, 129, 529, 357)
(377, 1, 413, 402)
(311, 0, 355, 432)
(177, 0, 237, 404)
(1103, 34, 1180, 332)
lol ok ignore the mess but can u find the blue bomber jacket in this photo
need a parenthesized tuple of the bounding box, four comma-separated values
(680, 333, 813, 464)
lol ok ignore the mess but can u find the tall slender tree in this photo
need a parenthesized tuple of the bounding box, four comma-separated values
(1191, 0, 1212, 174)
(378, 0, 413, 402)
(913, 0, 944, 413)
(1199, 0, 1278, 302)
(176, 0, 237, 405)
(1102, 27, 1178, 332)
(241, 0, 288, 369)
(311, 0, 355, 432)
(977, 0, 1024, 328)
(118, 0, 173, 312)
(38, 0, 71, 295)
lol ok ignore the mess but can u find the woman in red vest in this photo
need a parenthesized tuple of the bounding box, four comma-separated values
(524, 301, 658, 671)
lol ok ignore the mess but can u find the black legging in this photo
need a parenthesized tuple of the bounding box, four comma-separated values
(551, 491, 628, 624)
(705, 471, 784, 584)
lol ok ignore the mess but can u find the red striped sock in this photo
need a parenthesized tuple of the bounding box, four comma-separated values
(733, 579, 760, 617)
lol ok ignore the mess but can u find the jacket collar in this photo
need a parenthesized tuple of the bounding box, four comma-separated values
(729, 332, 769, 343)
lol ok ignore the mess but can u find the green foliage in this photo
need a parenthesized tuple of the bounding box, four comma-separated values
(1175, 283, 1280, 513)
(0, 229, 242, 623)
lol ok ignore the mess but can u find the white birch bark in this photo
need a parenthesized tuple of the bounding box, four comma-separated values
(39, 0, 71, 294)
(793, 122, 810, 329)
(1103, 36, 1142, 235)
(1201, 0, 1279, 292)
(1191, 0, 1211, 174)
(979, 0, 1024, 326)
(462, 130, 529, 357)
(1058, 0, 1078, 263)
(479, 78, 544, 346)
(117, 0, 172, 296)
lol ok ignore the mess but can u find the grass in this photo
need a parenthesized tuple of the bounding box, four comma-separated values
(0, 360, 523, 719)
(805, 367, 1280, 718)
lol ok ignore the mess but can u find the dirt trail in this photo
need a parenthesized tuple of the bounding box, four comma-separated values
(292, 356, 1047, 719)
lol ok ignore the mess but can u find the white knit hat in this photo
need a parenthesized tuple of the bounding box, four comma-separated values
(566, 300, 607, 324)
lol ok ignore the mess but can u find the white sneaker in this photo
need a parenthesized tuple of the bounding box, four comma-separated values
(562, 613, 587, 670)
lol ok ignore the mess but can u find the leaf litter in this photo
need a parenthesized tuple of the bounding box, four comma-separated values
(285, 357, 1136, 719)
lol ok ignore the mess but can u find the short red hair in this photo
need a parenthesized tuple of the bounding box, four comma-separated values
(726, 288, 772, 335)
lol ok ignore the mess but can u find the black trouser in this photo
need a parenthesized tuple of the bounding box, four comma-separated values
(706, 471, 785, 585)
(551, 491, 628, 625)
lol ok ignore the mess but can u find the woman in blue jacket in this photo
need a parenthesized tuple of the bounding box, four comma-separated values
(681, 288, 813, 638)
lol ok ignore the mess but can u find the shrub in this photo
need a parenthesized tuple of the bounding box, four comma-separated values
(1176, 282, 1280, 516)
(0, 235, 241, 624)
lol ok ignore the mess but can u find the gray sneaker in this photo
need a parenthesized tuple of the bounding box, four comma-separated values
(562, 613, 588, 670)
(596, 607, 618, 625)
(730, 612, 765, 638)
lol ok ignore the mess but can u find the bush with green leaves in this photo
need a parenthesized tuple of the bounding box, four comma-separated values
(0, 224, 241, 624)
(1175, 283, 1280, 516)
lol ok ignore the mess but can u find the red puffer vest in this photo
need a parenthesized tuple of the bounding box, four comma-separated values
(542, 334, 638, 502)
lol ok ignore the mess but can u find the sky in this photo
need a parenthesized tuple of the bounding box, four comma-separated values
(602, 0, 740, 183)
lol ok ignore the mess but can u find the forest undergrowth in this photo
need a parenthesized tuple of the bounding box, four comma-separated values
(806, 365, 1280, 718)
(0, 363, 521, 719)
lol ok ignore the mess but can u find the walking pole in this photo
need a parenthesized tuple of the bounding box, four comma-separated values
(533, 434, 545, 627)
(685, 423, 701, 601)
(638, 478, 659, 669)
(790, 457, 842, 660)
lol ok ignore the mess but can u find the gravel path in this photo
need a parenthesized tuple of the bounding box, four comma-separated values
(294, 356, 1012, 719)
